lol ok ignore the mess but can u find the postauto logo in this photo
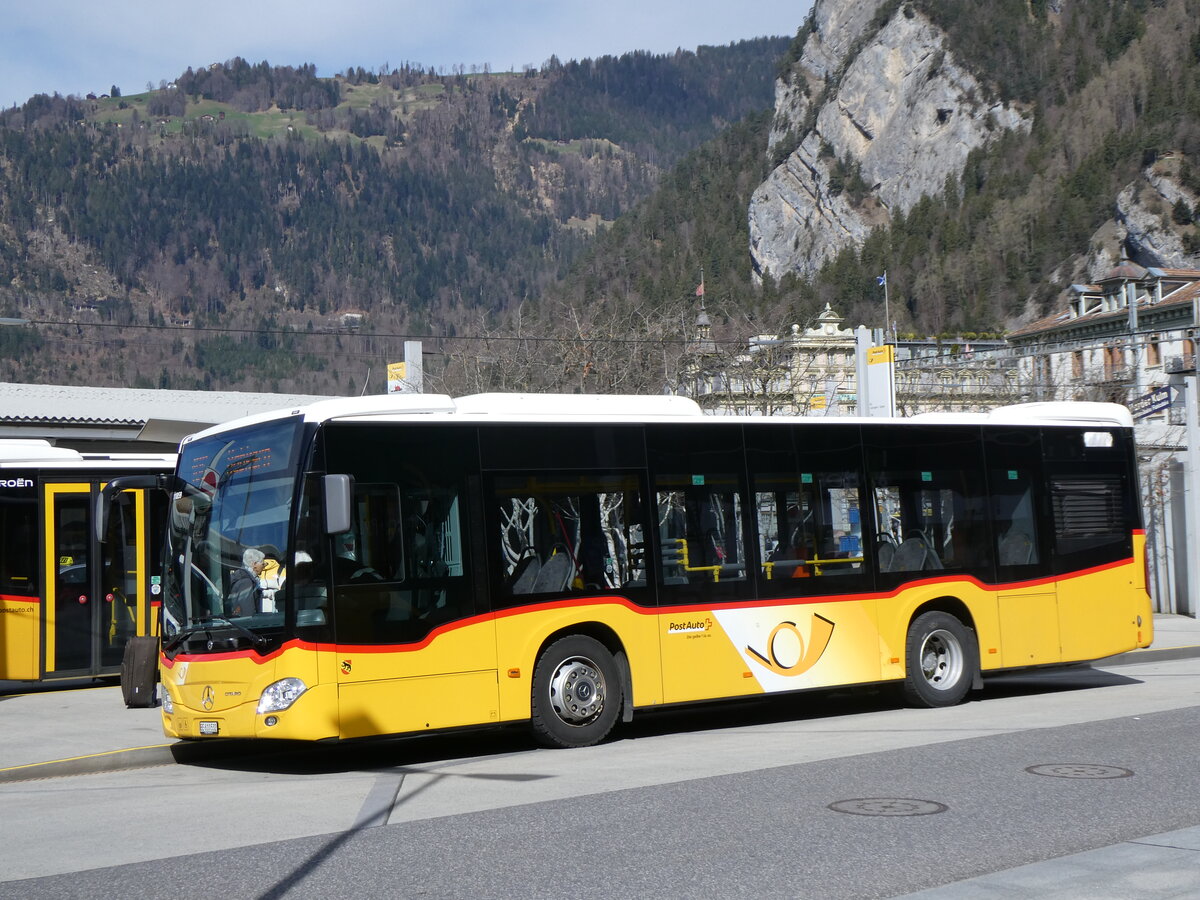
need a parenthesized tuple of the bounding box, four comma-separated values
(667, 617, 713, 634)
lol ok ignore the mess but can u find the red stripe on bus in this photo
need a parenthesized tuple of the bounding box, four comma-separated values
(163, 554, 1139, 663)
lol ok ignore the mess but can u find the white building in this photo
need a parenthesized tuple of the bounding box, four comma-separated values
(1003, 260, 1200, 615)
(680, 303, 1011, 416)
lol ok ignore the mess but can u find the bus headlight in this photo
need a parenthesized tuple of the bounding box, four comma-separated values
(257, 677, 308, 714)
(160, 685, 174, 714)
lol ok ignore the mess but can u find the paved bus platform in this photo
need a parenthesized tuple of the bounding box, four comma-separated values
(1, 613, 1199, 897)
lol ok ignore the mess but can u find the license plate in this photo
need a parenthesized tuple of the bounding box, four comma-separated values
(199, 720, 219, 736)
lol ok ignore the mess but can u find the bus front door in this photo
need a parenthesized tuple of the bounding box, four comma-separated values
(44, 483, 149, 677)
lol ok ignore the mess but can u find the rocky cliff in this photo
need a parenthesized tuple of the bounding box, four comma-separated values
(749, 0, 1029, 281)
(1105, 159, 1200, 276)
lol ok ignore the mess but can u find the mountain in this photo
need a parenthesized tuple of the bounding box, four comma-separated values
(745, 0, 1200, 334)
(8, 1, 1200, 398)
(464, 0, 1200, 397)
(0, 40, 789, 393)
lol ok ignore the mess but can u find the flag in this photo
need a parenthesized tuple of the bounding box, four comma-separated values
(876, 273, 887, 287)
(695, 281, 705, 297)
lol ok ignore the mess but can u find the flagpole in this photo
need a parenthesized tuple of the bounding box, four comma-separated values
(881, 270, 890, 343)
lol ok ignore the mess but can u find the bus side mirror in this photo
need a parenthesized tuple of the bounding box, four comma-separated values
(323, 475, 353, 535)
(95, 473, 181, 544)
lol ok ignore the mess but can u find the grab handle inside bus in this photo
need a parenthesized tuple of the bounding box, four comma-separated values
(324, 474, 354, 535)
(95, 474, 186, 544)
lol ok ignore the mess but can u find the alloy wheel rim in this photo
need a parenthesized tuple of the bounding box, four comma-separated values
(548, 656, 605, 724)
(919, 628, 963, 690)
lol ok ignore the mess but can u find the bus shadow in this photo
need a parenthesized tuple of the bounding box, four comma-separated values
(173, 665, 1142, 775)
(172, 724, 540, 776)
(976, 664, 1141, 699)
(613, 665, 1143, 741)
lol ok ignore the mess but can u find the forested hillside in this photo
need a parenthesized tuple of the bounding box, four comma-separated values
(7, 0, 1200, 398)
(0, 39, 788, 393)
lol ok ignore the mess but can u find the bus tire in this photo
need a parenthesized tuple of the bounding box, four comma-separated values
(903, 611, 974, 708)
(530, 635, 621, 748)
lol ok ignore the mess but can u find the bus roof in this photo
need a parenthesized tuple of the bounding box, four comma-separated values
(0, 438, 175, 468)
(911, 401, 1133, 428)
(180, 393, 1135, 446)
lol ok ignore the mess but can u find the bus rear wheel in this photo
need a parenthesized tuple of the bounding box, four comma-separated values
(903, 611, 975, 708)
(530, 635, 621, 748)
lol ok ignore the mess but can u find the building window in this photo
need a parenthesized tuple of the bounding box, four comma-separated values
(1146, 339, 1160, 368)
(1034, 356, 1051, 387)
(1103, 346, 1125, 380)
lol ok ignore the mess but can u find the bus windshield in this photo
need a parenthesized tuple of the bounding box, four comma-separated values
(163, 417, 304, 652)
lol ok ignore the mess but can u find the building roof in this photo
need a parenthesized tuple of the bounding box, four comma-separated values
(1099, 261, 1147, 281)
(1007, 276, 1200, 342)
(0, 381, 336, 446)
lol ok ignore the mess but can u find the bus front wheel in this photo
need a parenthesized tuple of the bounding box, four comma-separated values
(903, 611, 975, 708)
(530, 635, 621, 748)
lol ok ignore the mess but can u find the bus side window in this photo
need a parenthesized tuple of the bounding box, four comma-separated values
(0, 495, 37, 595)
(865, 426, 991, 580)
(646, 424, 753, 604)
(992, 473, 1040, 568)
(333, 484, 402, 584)
(870, 471, 987, 575)
(330, 479, 472, 644)
(655, 476, 747, 587)
(492, 473, 647, 599)
(753, 471, 863, 582)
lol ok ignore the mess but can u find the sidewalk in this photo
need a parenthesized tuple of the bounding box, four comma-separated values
(900, 825, 1200, 898)
(1098, 611, 1200, 664)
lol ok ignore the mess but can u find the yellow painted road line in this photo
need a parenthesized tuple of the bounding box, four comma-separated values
(0, 743, 174, 776)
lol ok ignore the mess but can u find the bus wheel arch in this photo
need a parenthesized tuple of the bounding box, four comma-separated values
(903, 599, 979, 708)
(530, 629, 625, 748)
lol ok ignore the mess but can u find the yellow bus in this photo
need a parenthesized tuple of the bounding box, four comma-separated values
(0, 441, 173, 681)
(133, 394, 1152, 748)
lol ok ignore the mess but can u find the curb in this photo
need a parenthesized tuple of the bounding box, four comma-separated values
(0, 738, 284, 784)
(1092, 643, 1200, 668)
(0, 744, 178, 783)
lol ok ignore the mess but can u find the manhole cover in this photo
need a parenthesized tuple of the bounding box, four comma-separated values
(1025, 764, 1134, 779)
(827, 798, 948, 817)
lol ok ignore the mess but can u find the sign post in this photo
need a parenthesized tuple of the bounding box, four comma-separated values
(386, 341, 424, 394)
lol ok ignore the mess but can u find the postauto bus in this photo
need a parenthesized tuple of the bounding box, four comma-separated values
(130, 393, 1151, 748)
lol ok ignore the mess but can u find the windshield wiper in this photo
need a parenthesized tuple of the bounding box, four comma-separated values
(161, 627, 191, 654)
(197, 616, 270, 652)
(164, 617, 270, 654)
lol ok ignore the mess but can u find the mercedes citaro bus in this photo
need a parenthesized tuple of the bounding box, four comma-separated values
(117, 394, 1151, 747)
(0, 440, 173, 681)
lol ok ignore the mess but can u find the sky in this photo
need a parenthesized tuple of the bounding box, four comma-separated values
(2, 1, 812, 110)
